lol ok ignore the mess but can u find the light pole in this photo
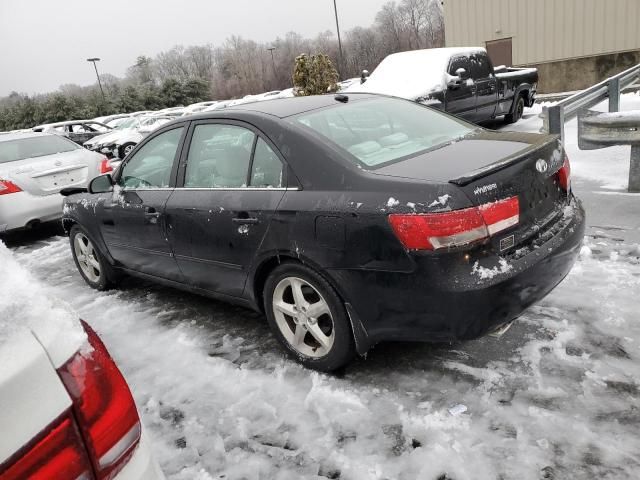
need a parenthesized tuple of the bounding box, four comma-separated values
(332, 0, 344, 77)
(267, 46, 277, 86)
(86, 57, 106, 102)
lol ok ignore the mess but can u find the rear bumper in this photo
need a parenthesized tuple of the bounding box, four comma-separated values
(114, 431, 165, 480)
(330, 197, 585, 347)
(0, 191, 63, 233)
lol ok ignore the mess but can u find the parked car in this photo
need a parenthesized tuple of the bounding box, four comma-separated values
(32, 120, 112, 145)
(83, 116, 174, 160)
(0, 132, 111, 233)
(0, 244, 164, 480)
(349, 47, 538, 124)
(93, 113, 132, 125)
(61, 93, 584, 372)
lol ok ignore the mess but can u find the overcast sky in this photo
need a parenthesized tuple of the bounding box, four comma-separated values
(0, 0, 390, 97)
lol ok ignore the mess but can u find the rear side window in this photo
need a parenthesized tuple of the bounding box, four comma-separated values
(118, 127, 183, 189)
(185, 124, 255, 188)
(292, 97, 474, 168)
(0, 135, 79, 163)
(250, 138, 283, 188)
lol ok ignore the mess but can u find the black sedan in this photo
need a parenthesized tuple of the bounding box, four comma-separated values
(61, 93, 585, 371)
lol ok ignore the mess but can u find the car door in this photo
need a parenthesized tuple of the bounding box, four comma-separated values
(471, 53, 498, 122)
(165, 120, 288, 298)
(100, 125, 185, 281)
(445, 56, 477, 121)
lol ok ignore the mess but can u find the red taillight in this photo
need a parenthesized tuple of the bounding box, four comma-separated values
(389, 196, 520, 251)
(557, 154, 571, 192)
(0, 179, 22, 195)
(99, 158, 113, 174)
(58, 321, 141, 480)
(0, 413, 93, 480)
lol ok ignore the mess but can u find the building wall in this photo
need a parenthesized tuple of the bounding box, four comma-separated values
(443, 0, 640, 66)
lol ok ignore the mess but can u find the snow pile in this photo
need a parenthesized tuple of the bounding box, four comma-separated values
(0, 241, 84, 359)
(471, 258, 513, 279)
(9, 230, 640, 479)
(347, 47, 485, 100)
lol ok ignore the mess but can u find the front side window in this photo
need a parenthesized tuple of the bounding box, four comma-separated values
(185, 124, 255, 188)
(250, 138, 283, 187)
(448, 56, 471, 76)
(118, 127, 183, 189)
(291, 97, 475, 168)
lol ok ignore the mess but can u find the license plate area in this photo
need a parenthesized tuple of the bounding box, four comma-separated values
(35, 167, 88, 192)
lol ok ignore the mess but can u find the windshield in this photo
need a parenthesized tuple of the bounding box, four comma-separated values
(115, 118, 140, 130)
(0, 135, 79, 163)
(291, 97, 475, 168)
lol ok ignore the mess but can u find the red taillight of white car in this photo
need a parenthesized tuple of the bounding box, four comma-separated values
(557, 154, 571, 192)
(0, 413, 94, 479)
(389, 196, 520, 251)
(57, 321, 141, 480)
(0, 179, 22, 196)
(99, 158, 113, 174)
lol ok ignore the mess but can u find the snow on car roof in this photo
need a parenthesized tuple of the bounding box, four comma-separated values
(0, 242, 85, 365)
(0, 131, 56, 142)
(347, 47, 487, 100)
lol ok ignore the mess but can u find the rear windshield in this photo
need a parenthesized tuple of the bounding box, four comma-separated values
(0, 135, 79, 163)
(291, 97, 475, 168)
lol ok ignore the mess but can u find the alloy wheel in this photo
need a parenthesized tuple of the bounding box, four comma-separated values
(73, 233, 101, 283)
(272, 276, 335, 358)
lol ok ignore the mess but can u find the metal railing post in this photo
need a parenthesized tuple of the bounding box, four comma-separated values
(608, 77, 620, 112)
(547, 104, 565, 142)
(630, 145, 640, 193)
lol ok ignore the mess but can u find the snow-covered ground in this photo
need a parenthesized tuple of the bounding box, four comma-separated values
(3, 93, 640, 480)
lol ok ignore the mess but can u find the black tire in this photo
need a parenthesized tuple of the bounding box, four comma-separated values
(69, 225, 116, 291)
(263, 262, 356, 372)
(505, 95, 525, 124)
(119, 142, 136, 159)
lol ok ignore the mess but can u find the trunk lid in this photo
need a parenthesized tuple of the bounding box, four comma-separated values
(0, 149, 100, 196)
(372, 130, 569, 251)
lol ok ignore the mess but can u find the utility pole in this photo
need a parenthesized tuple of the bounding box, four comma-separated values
(86, 57, 106, 102)
(333, 0, 344, 77)
(267, 46, 277, 87)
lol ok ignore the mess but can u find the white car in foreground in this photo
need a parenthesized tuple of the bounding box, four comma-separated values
(0, 243, 164, 479)
(0, 132, 112, 233)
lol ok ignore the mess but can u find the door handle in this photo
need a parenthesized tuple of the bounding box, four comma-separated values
(144, 207, 161, 224)
(232, 217, 259, 225)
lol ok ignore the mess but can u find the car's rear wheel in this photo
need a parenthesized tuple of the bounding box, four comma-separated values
(263, 263, 356, 371)
(70, 225, 114, 291)
(505, 95, 525, 124)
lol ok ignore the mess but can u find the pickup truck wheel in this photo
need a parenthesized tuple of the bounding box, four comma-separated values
(263, 262, 356, 372)
(505, 96, 525, 124)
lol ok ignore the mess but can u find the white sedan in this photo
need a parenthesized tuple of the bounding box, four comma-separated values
(0, 132, 112, 233)
(0, 243, 164, 479)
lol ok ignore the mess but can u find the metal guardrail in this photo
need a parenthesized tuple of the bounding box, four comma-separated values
(542, 64, 640, 142)
(578, 110, 640, 192)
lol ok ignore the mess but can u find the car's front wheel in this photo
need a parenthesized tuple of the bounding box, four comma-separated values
(263, 263, 356, 371)
(119, 142, 136, 159)
(70, 225, 114, 291)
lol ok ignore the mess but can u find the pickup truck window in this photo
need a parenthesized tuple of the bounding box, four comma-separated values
(448, 56, 471, 76)
(470, 54, 493, 79)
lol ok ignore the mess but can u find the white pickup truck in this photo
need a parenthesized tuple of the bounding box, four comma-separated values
(0, 244, 163, 480)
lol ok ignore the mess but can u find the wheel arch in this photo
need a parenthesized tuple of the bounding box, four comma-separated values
(248, 252, 371, 355)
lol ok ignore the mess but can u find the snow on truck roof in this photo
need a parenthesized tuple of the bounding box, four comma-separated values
(347, 47, 487, 100)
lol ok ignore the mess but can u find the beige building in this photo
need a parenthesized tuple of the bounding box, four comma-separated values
(443, 0, 640, 93)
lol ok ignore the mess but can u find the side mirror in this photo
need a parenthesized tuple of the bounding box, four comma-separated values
(88, 174, 114, 194)
(456, 67, 469, 79)
(360, 69, 370, 84)
(447, 76, 463, 89)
